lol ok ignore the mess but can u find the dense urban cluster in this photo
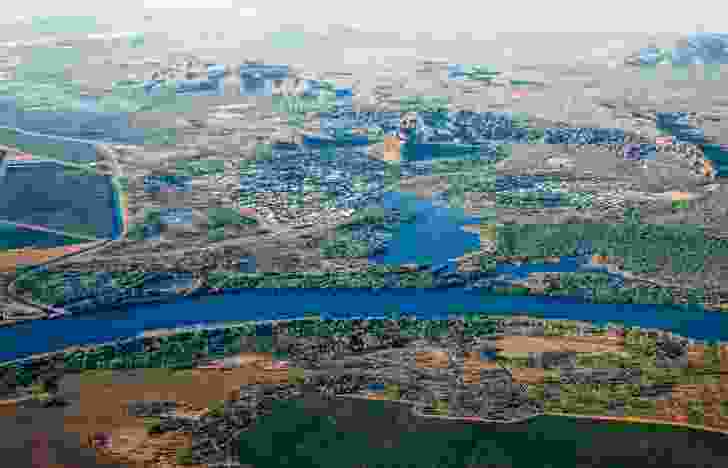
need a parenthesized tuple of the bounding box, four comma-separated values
(626, 32, 728, 66)
(656, 112, 709, 144)
(418, 110, 532, 144)
(542, 127, 627, 145)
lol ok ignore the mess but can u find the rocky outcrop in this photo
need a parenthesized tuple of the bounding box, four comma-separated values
(655, 335, 690, 368)
(527, 351, 578, 369)
(557, 368, 642, 385)
(126, 400, 178, 418)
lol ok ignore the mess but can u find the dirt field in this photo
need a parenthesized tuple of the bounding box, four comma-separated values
(60, 353, 289, 468)
(414, 349, 547, 385)
(494, 335, 625, 355)
(0, 244, 93, 273)
(415, 349, 508, 386)
(508, 368, 547, 385)
(415, 350, 451, 369)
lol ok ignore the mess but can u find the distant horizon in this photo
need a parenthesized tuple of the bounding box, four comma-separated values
(0, 8, 721, 71)
(0, 4, 722, 37)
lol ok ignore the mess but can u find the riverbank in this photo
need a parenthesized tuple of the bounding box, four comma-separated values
(0, 310, 725, 465)
(545, 412, 728, 436)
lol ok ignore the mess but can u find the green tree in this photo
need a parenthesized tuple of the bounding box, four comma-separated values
(687, 401, 704, 426)
(208, 400, 225, 418)
(145, 418, 163, 435)
(175, 447, 194, 465)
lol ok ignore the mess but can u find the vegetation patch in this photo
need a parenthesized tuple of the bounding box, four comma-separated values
(126, 209, 162, 241)
(319, 235, 372, 258)
(396, 95, 450, 114)
(543, 272, 678, 306)
(208, 400, 225, 418)
(176, 159, 225, 176)
(144, 417, 163, 435)
(496, 213, 720, 276)
(176, 446, 194, 465)
(207, 207, 258, 231)
(432, 399, 449, 415)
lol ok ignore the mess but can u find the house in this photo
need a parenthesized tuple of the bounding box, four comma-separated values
(591, 254, 610, 265)
(301, 79, 324, 97)
(238, 63, 290, 79)
(335, 88, 353, 110)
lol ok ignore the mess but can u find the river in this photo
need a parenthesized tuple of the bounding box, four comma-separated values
(1, 91, 727, 362)
(1, 285, 724, 362)
(3, 179, 728, 361)
(3, 27, 727, 467)
(2, 167, 727, 361)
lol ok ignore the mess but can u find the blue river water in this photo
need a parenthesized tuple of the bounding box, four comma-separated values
(2, 166, 726, 361)
(3, 98, 728, 363)
(0, 286, 724, 362)
(494, 256, 625, 284)
(369, 191, 481, 266)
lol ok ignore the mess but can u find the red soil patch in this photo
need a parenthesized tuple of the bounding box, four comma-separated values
(0, 244, 94, 273)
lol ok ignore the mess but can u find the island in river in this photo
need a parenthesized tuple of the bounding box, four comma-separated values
(1, 315, 727, 467)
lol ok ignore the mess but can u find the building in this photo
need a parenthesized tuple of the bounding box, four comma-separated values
(335, 88, 353, 111)
(238, 63, 292, 97)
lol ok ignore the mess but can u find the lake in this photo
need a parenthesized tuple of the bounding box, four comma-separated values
(369, 191, 481, 267)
